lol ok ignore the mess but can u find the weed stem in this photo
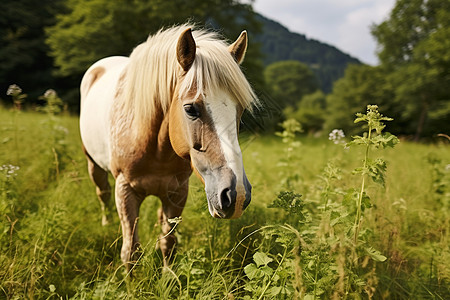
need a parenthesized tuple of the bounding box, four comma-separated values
(354, 125, 371, 244)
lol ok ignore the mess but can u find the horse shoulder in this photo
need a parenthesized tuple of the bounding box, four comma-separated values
(110, 114, 192, 196)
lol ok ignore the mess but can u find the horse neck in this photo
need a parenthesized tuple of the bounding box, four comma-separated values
(137, 107, 172, 158)
(155, 110, 175, 157)
(110, 91, 169, 157)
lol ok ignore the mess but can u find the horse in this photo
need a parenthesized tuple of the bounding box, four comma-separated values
(79, 25, 258, 268)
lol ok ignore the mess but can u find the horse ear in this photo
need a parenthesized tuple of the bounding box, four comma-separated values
(228, 31, 247, 64)
(177, 28, 196, 71)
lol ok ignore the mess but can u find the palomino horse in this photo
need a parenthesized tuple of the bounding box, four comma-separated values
(79, 25, 258, 267)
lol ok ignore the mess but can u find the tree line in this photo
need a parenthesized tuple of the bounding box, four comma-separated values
(1, 0, 263, 109)
(263, 0, 449, 140)
(1, 0, 448, 139)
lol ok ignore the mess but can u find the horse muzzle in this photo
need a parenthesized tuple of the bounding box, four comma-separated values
(205, 168, 251, 219)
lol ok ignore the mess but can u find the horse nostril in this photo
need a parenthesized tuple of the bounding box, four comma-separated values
(220, 188, 233, 209)
(193, 141, 202, 151)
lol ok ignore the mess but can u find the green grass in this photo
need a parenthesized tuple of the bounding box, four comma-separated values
(0, 106, 449, 299)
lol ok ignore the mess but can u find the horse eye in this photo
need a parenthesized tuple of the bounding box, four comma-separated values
(183, 103, 200, 119)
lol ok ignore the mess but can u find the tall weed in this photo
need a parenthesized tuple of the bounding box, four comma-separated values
(243, 105, 400, 299)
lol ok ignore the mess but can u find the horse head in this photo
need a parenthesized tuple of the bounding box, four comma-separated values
(169, 28, 255, 219)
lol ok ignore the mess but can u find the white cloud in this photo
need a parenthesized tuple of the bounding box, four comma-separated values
(252, 0, 396, 65)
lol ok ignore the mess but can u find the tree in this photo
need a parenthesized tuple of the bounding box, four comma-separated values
(264, 60, 318, 110)
(371, 0, 450, 139)
(324, 64, 395, 136)
(261, 60, 319, 131)
(0, 0, 63, 102)
(284, 91, 326, 134)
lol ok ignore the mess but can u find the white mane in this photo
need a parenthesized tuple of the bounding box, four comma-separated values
(121, 25, 258, 128)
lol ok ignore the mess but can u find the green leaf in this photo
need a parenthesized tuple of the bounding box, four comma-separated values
(343, 188, 358, 213)
(354, 112, 367, 123)
(265, 283, 294, 297)
(360, 192, 372, 211)
(267, 286, 282, 296)
(260, 265, 274, 277)
(372, 132, 399, 149)
(366, 158, 388, 186)
(366, 247, 387, 262)
(253, 252, 273, 267)
(330, 210, 350, 227)
(347, 135, 369, 147)
(244, 263, 263, 280)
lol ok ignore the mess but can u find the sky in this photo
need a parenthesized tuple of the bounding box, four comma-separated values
(251, 0, 397, 65)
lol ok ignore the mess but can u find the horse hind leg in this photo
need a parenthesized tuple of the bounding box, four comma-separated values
(84, 148, 112, 225)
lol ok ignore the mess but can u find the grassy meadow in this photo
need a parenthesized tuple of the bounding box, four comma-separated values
(0, 106, 449, 299)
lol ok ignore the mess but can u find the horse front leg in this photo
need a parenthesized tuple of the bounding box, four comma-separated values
(115, 173, 145, 270)
(158, 181, 188, 266)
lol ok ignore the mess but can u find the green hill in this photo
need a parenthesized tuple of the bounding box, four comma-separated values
(255, 14, 361, 92)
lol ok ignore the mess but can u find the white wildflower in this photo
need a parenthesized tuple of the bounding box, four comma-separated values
(329, 129, 345, 144)
(6, 84, 22, 96)
(44, 89, 57, 98)
(0, 164, 20, 178)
